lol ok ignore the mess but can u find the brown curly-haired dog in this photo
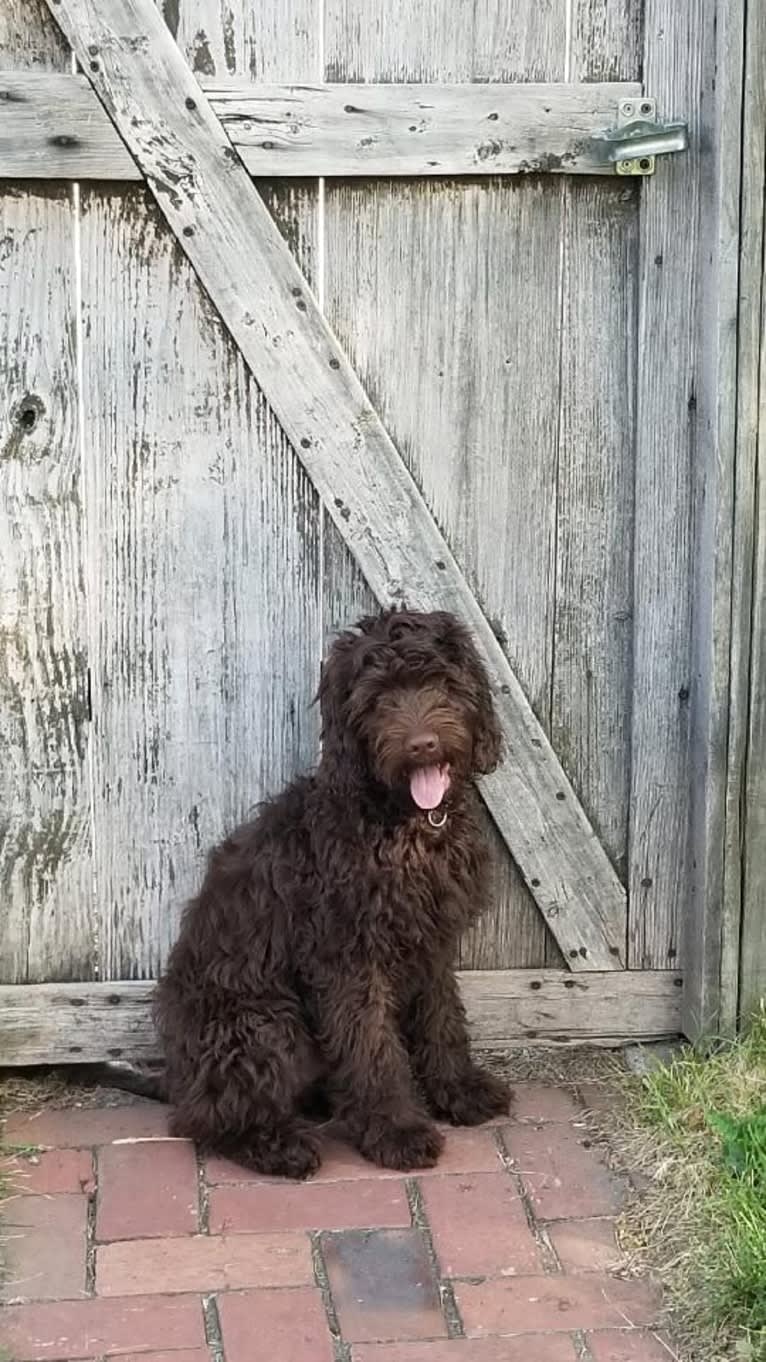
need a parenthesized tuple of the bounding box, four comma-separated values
(154, 607, 511, 1178)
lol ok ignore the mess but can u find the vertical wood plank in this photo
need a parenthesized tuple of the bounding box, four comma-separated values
(80, 0, 322, 979)
(736, 0, 766, 1025)
(0, 2, 94, 984)
(628, 0, 704, 969)
(323, 0, 569, 970)
(550, 3, 642, 948)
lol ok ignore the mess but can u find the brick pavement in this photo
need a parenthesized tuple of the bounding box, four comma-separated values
(0, 1082, 669, 1361)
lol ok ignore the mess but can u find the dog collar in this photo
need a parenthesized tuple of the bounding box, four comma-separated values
(427, 808, 448, 829)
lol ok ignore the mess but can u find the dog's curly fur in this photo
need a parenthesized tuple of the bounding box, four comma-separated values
(154, 607, 511, 1178)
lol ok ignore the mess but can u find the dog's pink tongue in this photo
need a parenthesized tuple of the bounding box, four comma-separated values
(410, 765, 450, 811)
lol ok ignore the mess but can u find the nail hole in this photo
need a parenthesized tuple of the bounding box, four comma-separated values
(569, 949, 579, 959)
(182, 225, 194, 237)
(564, 979, 575, 989)
(530, 980, 542, 990)
(107, 994, 121, 1005)
(555, 790, 565, 801)
(639, 157, 651, 170)
(641, 876, 653, 889)
(296, 299, 307, 311)
(89, 61, 99, 72)
(435, 560, 446, 570)
(329, 357, 340, 369)
(300, 437, 311, 448)
(530, 878, 541, 888)
(291, 286, 302, 297)
(185, 96, 197, 110)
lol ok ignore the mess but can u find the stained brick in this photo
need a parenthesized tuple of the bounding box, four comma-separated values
(548, 1219, 625, 1273)
(96, 1140, 199, 1240)
(322, 1229, 446, 1342)
(3, 1104, 172, 1149)
(456, 1274, 661, 1336)
(97, 1232, 313, 1295)
(419, 1173, 541, 1277)
(210, 1176, 410, 1233)
(353, 1339, 578, 1362)
(0, 1194, 87, 1303)
(502, 1124, 626, 1220)
(219, 1287, 335, 1362)
(2, 1148, 95, 1196)
(0, 1293, 205, 1361)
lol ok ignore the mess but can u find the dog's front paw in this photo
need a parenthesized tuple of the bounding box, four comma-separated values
(426, 1067, 511, 1126)
(233, 1127, 322, 1181)
(362, 1119, 444, 1170)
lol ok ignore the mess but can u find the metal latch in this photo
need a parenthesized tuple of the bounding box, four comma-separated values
(595, 98, 689, 176)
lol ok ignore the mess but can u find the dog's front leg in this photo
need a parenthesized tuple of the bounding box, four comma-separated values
(405, 962, 511, 1126)
(317, 968, 444, 1170)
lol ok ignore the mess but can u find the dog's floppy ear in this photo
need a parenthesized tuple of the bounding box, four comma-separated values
(436, 614, 503, 776)
(316, 631, 365, 778)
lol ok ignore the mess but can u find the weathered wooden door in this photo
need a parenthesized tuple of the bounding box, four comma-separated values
(0, 0, 740, 1060)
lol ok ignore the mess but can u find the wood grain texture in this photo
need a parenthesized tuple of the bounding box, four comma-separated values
(683, 0, 749, 1036)
(738, 0, 766, 1024)
(76, 0, 322, 980)
(547, 0, 642, 963)
(552, 180, 637, 885)
(0, 74, 641, 180)
(0, 970, 684, 1063)
(47, 0, 627, 968)
(0, 2, 94, 985)
(323, 0, 570, 973)
(628, 0, 701, 969)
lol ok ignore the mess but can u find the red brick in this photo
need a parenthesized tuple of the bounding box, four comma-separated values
(3, 1104, 172, 1148)
(210, 1176, 410, 1233)
(322, 1228, 446, 1342)
(502, 1124, 625, 1220)
(353, 1340, 578, 1362)
(110, 1354, 210, 1362)
(548, 1219, 625, 1273)
(219, 1287, 335, 1362)
(420, 1173, 542, 1278)
(97, 1232, 313, 1295)
(96, 1140, 198, 1240)
(511, 1084, 583, 1124)
(1, 1293, 205, 1361)
(456, 1274, 661, 1336)
(587, 1330, 673, 1361)
(0, 1194, 87, 1303)
(206, 1127, 502, 1186)
(2, 1148, 95, 1196)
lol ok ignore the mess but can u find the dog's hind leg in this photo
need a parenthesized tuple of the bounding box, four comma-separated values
(166, 1003, 322, 1179)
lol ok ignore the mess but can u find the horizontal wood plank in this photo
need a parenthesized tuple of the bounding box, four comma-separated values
(43, 0, 628, 970)
(0, 972, 684, 1064)
(0, 72, 641, 179)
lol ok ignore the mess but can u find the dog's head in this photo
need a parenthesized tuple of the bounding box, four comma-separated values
(317, 608, 502, 810)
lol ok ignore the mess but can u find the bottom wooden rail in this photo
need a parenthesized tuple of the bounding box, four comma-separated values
(0, 970, 683, 1065)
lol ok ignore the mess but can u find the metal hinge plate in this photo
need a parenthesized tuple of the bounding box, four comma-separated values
(595, 98, 689, 176)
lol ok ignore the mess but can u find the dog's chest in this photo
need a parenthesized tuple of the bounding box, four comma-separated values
(368, 813, 484, 942)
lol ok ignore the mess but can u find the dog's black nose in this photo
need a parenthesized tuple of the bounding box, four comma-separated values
(407, 731, 439, 759)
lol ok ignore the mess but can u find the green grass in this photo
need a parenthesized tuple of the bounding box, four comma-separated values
(621, 1008, 766, 1361)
